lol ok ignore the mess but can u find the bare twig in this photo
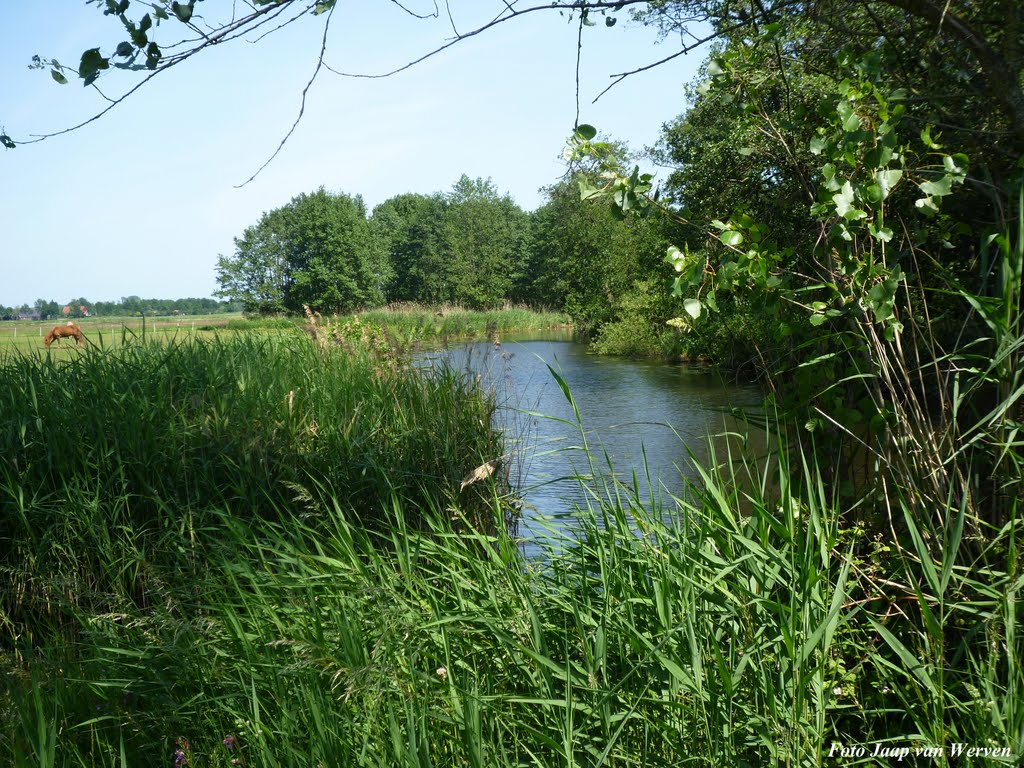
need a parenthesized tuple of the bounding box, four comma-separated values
(235, 2, 337, 186)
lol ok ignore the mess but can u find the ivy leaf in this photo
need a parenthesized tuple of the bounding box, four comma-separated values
(868, 278, 898, 322)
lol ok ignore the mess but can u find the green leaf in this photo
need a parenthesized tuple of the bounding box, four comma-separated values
(720, 230, 744, 248)
(171, 1, 194, 23)
(837, 101, 860, 132)
(944, 153, 969, 176)
(574, 124, 597, 141)
(737, 147, 754, 156)
(50, 69, 68, 85)
(145, 42, 161, 69)
(869, 224, 894, 242)
(79, 48, 110, 86)
(0, 133, 16, 149)
(605, 16, 617, 27)
(833, 181, 864, 220)
(683, 298, 702, 320)
(919, 175, 953, 197)
(809, 313, 828, 326)
(915, 196, 940, 216)
(920, 125, 942, 149)
(874, 168, 903, 199)
(866, 616, 936, 694)
(114, 41, 134, 58)
(809, 135, 827, 155)
(864, 143, 894, 168)
(577, 180, 601, 202)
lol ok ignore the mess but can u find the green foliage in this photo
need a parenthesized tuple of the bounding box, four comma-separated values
(3, 369, 1022, 765)
(442, 175, 533, 308)
(371, 192, 450, 304)
(368, 178, 533, 310)
(0, 334, 502, 553)
(589, 279, 675, 358)
(529, 166, 672, 341)
(217, 187, 391, 315)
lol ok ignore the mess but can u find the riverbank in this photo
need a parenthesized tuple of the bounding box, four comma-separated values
(1, 331, 1019, 766)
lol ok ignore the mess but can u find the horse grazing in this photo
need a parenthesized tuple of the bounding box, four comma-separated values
(44, 323, 86, 348)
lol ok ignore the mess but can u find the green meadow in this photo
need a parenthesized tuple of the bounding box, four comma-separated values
(0, 305, 570, 356)
(0, 314, 244, 354)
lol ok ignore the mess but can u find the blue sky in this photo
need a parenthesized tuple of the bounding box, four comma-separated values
(2, 2, 708, 307)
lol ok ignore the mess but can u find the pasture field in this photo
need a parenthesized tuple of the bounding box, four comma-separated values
(0, 313, 246, 353)
(0, 305, 570, 355)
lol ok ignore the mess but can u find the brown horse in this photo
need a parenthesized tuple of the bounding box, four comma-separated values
(44, 323, 86, 348)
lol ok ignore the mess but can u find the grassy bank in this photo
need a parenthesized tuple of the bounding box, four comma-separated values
(1, 331, 1021, 766)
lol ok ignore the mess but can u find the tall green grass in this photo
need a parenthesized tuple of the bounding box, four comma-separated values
(355, 303, 570, 345)
(1, 328, 1021, 766)
(0, 334, 504, 641)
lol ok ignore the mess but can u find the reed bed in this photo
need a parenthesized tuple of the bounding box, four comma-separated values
(1, 334, 1021, 766)
(356, 303, 570, 343)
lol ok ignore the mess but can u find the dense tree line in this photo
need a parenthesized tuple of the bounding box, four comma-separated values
(216, 175, 673, 348)
(0, 296, 239, 320)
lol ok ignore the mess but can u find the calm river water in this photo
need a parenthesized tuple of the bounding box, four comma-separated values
(423, 332, 762, 557)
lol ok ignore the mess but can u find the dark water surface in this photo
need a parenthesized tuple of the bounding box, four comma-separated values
(422, 333, 762, 556)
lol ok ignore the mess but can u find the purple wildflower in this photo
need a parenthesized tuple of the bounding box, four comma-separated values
(174, 737, 191, 767)
(222, 734, 236, 750)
